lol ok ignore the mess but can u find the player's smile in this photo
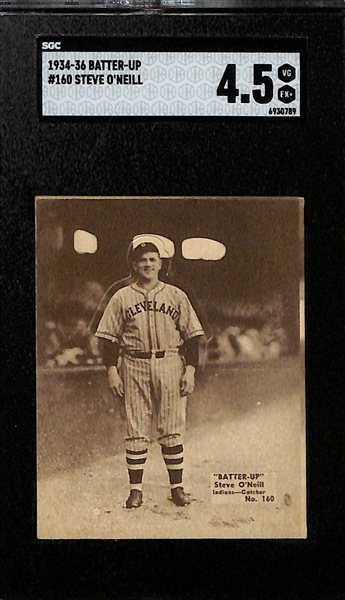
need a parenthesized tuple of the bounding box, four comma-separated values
(134, 252, 162, 283)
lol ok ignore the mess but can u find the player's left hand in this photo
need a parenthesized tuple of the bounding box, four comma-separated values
(180, 365, 195, 396)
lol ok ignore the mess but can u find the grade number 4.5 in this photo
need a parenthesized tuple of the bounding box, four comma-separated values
(217, 64, 274, 104)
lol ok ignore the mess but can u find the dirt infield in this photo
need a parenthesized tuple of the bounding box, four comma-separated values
(37, 359, 306, 538)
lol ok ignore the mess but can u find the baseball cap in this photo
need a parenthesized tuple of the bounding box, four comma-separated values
(132, 234, 175, 258)
(132, 242, 160, 261)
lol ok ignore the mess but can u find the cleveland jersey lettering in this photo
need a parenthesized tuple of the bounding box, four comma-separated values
(96, 281, 204, 352)
(125, 301, 179, 321)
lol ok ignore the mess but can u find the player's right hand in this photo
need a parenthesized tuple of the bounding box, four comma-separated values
(108, 366, 124, 397)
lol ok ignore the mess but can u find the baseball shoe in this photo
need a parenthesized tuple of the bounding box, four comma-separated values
(126, 489, 143, 509)
(171, 487, 190, 507)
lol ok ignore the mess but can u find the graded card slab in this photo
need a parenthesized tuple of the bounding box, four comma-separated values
(36, 195, 306, 540)
(2, 2, 344, 598)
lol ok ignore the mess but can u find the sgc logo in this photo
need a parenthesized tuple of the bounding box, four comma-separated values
(42, 42, 61, 50)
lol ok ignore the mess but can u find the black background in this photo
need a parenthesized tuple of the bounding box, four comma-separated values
(1, 5, 344, 600)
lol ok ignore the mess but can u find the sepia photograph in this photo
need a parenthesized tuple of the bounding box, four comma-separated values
(36, 196, 306, 539)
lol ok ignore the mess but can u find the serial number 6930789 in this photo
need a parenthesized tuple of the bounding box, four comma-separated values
(269, 107, 297, 115)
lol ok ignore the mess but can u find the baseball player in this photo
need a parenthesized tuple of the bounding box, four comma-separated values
(96, 241, 204, 509)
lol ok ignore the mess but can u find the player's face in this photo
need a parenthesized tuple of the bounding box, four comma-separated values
(133, 252, 162, 283)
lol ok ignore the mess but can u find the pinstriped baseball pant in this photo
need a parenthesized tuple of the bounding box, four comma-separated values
(120, 354, 187, 452)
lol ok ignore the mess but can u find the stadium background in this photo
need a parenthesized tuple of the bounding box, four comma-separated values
(36, 196, 303, 368)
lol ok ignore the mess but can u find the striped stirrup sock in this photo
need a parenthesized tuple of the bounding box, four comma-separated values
(126, 449, 148, 491)
(161, 444, 184, 489)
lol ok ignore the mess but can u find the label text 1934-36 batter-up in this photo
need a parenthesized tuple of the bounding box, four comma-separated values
(40, 40, 302, 118)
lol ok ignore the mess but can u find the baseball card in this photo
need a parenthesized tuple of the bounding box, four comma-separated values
(2, 0, 344, 598)
(36, 195, 306, 539)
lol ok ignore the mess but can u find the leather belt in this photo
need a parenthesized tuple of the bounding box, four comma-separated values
(126, 350, 166, 359)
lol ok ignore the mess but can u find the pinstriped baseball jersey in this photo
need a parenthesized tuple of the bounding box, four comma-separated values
(96, 279, 204, 451)
(96, 281, 204, 352)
